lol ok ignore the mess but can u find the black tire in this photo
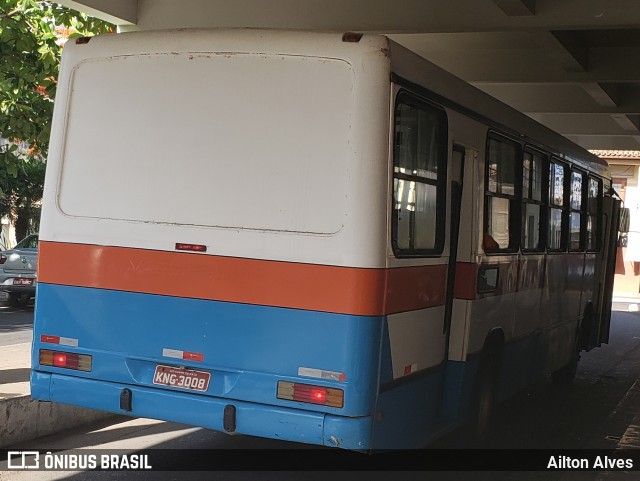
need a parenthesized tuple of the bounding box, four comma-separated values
(469, 347, 502, 439)
(8, 292, 31, 308)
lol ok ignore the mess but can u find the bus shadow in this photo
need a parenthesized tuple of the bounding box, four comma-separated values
(0, 367, 31, 384)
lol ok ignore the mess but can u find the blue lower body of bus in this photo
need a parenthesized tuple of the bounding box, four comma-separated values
(30, 283, 484, 450)
(30, 369, 374, 449)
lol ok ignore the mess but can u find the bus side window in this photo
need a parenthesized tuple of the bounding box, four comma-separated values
(569, 170, 586, 252)
(587, 177, 602, 252)
(484, 135, 521, 253)
(522, 149, 546, 252)
(391, 93, 447, 257)
(548, 160, 568, 251)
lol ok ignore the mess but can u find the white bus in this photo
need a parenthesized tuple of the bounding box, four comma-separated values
(31, 29, 619, 450)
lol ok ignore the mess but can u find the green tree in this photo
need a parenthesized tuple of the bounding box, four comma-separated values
(0, 146, 45, 241)
(0, 1, 113, 241)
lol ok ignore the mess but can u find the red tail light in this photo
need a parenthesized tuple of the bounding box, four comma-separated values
(39, 349, 92, 371)
(277, 381, 343, 408)
(0, 254, 6, 264)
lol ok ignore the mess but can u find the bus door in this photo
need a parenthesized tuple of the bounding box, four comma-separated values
(375, 103, 467, 447)
(592, 195, 621, 348)
(443, 145, 466, 355)
(436, 143, 467, 428)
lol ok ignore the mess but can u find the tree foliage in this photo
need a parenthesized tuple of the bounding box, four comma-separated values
(0, 147, 45, 241)
(0, 1, 113, 241)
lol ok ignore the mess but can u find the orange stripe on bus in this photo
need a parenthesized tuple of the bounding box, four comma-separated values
(38, 242, 447, 316)
(454, 262, 478, 300)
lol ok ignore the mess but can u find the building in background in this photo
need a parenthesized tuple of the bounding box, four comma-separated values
(592, 150, 640, 296)
(0, 217, 16, 250)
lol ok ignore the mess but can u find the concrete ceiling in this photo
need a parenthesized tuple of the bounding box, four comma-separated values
(61, 0, 640, 151)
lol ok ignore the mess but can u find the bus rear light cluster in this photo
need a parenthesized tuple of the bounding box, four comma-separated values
(39, 349, 92, 372)
(277, 381, 343, 408)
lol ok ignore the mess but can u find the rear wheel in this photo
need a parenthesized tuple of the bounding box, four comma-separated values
(469, 346, 502, 438)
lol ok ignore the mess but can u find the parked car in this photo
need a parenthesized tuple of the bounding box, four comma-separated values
(0, 234, 38, 307)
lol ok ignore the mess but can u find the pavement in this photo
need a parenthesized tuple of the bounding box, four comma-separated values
(0, 304, 111, 448)
(612, 293, 640, 312)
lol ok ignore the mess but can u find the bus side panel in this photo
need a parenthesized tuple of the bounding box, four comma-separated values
(373, 369, 444, 449)
(542, 254, 582, 372)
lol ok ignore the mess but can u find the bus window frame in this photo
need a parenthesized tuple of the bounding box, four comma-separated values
(391, 90, 448, 258)
(483, 132, 522, 255)
(568, 168, 587, 252)
(587, 175, 603, 253)
(521, 146, 548, 254)
(547, 157, 570, 253)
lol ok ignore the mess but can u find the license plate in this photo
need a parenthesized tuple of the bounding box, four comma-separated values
(13, 278, 33, 286)
(153, 365, 211, 392)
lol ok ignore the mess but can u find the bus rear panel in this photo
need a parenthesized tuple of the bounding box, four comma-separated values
(32, 30, 392, 450)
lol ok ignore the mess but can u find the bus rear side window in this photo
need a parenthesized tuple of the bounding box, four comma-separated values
(587, 177, 602, 251)
(522, 149, 545, 252)
(484, 136, 521, 252)
(392, 93, 447, 256)
(548, 161, 568, 251)
(569, 170, 585, 252)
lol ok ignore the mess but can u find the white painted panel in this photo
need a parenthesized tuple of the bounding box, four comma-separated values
(448, 299, 470, 361)
(59, 53, 352, 235)
(42, 30, 392, 268)
(387, 307, 445, 379)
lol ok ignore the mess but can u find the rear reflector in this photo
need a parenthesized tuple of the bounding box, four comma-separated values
(162, 348, 204, 362)
(175, 243, 207, 253)
(40, 334, 79, 347)
(277, 381, 343, 408)
(39, 349, 92, 372)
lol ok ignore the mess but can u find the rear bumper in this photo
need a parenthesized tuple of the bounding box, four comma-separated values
(31, 370, 373, 450)
(0, 285, 36, 295)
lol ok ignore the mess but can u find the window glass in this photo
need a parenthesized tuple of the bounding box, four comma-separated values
(550, 163, 564, 206)
(589, 177, 599, 199)
(549, 208, 563, 250)
(487, 138, 518, 196)
(588, 177, 600, 214)
(523, 151, 543, 201)
(587, 177, 601, 251)
(392, 94, 446, 256)
(485, 136, 521, 253)
(571, 172, 583, 211)
(486, 197, 511, 249)
(531, 155, 542, 201)
(587, 215, 597, 251)
(394, 103, 441, 180)
(394, 178, 412, 250)
(569, 212, 581, 251)
(413, 182, 438, 249)
(15, 234, 38, 249)
(523, 203, 541, 250)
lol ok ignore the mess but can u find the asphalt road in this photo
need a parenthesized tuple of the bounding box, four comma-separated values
(0, 303, 34, 346)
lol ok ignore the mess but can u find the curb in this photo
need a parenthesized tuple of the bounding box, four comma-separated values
(0, 395, 112, 448)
